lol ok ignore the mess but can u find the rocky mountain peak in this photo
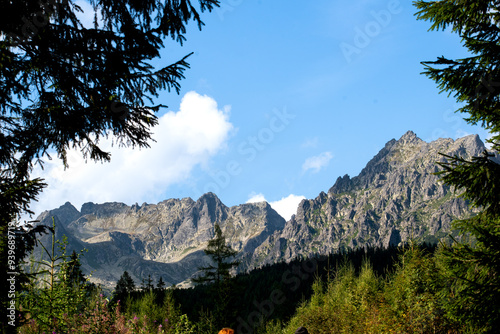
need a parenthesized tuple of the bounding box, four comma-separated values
(328, 174, 353, 194)
(196, 192, 224, 207)
(32, 132, 486, 290)
(254, 132, 483, 266)
(34, 191, 286, 289)
(80, 201, 129, 217)
(397, 130, 423, 145)
(454, 134, 485, 157)
(37, 201, 81, 226)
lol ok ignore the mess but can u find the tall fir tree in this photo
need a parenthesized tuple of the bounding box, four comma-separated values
(157, 276, 166, 290)
(141, 274, 154, 292)
(192, 223, 239, 287)
(63, 250, 86, 288)
(414, 1, 500, 331)
(0, 1, 219, 329)
(193, 223, 239, 328)
(112, 270, 136, 308)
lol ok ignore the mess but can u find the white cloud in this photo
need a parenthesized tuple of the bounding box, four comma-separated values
(30, 91, 233, 215)
(302, 151, 333, 173)
(247, 193, 306, 221)
(246, 193, 267, 203)
(270, 194, 306, 221)
(485, 132, 498, 150)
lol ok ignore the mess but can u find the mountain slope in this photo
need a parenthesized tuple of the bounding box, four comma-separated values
(249, 131, 484, 266)
(33, 131, 486, 288)
(35, 193, 286, 288)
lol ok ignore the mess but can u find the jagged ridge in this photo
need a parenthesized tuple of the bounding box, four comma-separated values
(249, 131, 485, 266)
(34, 131, 486, 288)
(35, 193, 286, 289)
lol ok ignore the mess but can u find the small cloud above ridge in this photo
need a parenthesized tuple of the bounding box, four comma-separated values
(302, 151, 333, 174)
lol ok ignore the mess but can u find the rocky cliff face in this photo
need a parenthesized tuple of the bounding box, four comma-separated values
(249, 131, 484, 266)
(34, 131, 486, 289)
(35, 193, 286, 289)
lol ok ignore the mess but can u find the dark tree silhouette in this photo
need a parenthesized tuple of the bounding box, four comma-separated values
(192, 223, 239, 328)
(112, 270, 136, 307)
(63, 250, 86, 287)
(192, 223, 239, 287)
(0, 0, 219, 329)
(157, 276, 166, 290)
(414, 1, 500, 331)
(141, 274, 154, 292)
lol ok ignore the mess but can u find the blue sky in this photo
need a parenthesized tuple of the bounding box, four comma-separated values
(29, 0, 491, 221)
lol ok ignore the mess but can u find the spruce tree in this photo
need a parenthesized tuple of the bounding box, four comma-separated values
(192, 223, 239, 287)
(414, 1, 500, 331)
(64, 250, 86, 288)
(113, 270, 136, 306)
(21, 225, 88, 332)
(193, 223, 239, 328)
(0, 1, 219, 328)
(157, 276, 166, 290)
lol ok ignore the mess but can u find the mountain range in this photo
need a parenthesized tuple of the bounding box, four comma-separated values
(33, 131, 486, 289)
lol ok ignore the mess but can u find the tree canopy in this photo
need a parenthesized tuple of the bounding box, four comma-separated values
(414, 0, 500, 331)
(113, 270, 136, 304)
(1, 0, 220, 218)
(414, 0, 500, 149)
(0, 0, 219, 330)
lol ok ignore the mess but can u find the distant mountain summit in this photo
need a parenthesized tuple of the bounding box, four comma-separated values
(34, 131, 486, 289)
(35, 192, 286, 289)
(249, 131, 484, 266)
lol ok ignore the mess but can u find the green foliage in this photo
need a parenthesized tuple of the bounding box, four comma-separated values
(193, 308, 218, 334)
(20, 220, 89, 332)
(192, 223, 240, 286)
(383, 245, 458, 333)
(122, 289, 196, 334)
(414, 0, 500, 331)
(20, 257, 197, 333)
(283, 261, 382, 334)
(173, 314, 196, 334)
(436, 215, 500, 333)
(260, 319, 284, 334)
(251, 244, 472, 334)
